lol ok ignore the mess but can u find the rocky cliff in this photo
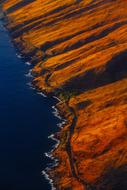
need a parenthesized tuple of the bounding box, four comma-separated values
(2, 0, 127, 189)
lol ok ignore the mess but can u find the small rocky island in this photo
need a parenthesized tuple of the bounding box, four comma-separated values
(1, 0, 127, 189)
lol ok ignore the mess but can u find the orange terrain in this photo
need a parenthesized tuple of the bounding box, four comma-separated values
(1, 0, 127, 189)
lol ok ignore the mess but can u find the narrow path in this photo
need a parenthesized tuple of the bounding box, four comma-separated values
(66, 105, 91, 190)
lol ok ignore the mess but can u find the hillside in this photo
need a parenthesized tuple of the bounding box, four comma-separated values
(2, 0, 127, 189)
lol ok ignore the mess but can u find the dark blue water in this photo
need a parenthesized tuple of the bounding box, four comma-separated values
(0, 22, 59, 190)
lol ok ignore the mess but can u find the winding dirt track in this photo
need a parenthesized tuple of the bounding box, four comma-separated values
(65, 105, 90, 189)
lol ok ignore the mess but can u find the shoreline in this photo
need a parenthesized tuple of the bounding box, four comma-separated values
(17, 52, 66, 190)
(0, 17, 63, 190)
(0, 10, 69, 189)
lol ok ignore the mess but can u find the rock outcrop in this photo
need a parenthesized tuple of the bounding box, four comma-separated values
(2, 0, 127, 189)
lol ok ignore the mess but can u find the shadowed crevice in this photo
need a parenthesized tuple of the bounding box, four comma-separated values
(62, 50, 127, 94)
(6, 0, 35, 14)
(94, 165, 127, 190)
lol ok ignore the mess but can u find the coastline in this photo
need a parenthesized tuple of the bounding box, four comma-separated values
(24, 61, 64, 190)
(15, 51, 68, 190)
(0, 16, 62, 188)
(0, 7, 72, 190)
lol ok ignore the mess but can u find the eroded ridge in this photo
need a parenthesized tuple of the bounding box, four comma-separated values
(2, 0, 127, 189)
